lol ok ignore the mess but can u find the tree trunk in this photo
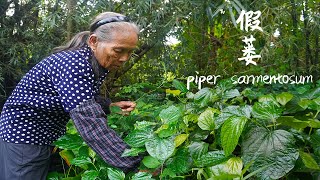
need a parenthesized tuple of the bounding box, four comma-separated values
(67, 0, 76, 40)
(303, 0, 311, 73)
(314, 31, 319, 80)
(290, 0, 299, 71)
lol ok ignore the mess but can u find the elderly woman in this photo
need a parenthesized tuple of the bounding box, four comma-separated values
(0, 12, 142, 179)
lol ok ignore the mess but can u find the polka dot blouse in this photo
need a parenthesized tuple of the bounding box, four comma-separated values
(0, 45, 108, 145)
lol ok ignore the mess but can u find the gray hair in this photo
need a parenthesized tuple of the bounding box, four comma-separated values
(91, 12, 139, 43)
(53, 12, 139, 53)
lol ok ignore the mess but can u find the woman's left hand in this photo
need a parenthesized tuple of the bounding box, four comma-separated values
(110, 101, 136, 113)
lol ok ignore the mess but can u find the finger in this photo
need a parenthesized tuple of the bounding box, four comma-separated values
(122, 107, 135, 112)
(126, 101, 136, 108)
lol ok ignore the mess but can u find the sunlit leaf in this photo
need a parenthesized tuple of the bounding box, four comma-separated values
(225, 157, 243, 175)
(298, 99, 312, 109)
(276, 92, 293, 106)
(206, 157, 243, 178)
(59, 150, 75, 166)
(165, 89, 181, 96)
(183, 114, 198, 126)
(174, 134, 189, 147)
(299, 151, 320, 170)
(198, 108, 217, 130)
(221, 116, 248, 156)
(156, 124, 176, 138)
(277, 116, 309, 129)
(309, 119, 320, 128)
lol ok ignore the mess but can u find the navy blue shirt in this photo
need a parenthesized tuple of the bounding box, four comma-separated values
(0, 45, 108, 145)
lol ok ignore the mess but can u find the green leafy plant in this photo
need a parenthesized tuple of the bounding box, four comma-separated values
(50, 79, 320, 179)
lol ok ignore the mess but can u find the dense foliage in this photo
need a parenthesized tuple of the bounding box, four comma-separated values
(1, 0, 319, 107)
(1, 0, 319, 179)
(51, 78, 320, 179)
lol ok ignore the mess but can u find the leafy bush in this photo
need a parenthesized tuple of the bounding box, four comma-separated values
(50, 79, 320, 180)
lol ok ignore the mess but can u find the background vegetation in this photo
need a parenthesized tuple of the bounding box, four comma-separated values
(0, 0, 319, 105)
(0, 0, 319, 179)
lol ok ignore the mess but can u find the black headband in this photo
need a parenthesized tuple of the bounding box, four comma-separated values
(90, 16, 130, 32)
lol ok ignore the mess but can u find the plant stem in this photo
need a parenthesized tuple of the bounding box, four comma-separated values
(67, 165, 72, 177)
(160, 164, 164, 180)
(92, 162, 98, 171)
(314, 110, 319, 119)
(61, 157, 67, 178)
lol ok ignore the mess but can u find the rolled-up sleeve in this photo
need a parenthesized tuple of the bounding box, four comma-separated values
(69, 98, 142, 173)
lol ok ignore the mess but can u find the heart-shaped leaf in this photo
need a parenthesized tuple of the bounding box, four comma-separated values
(252, 101, 282, 120)
(198, 108, 218, 130)
(188, 141, 209, 159)
(159, 105, 183, 124)
(242, 127, 299, 180)
(145, 136, 175, 161)
(124, 128, 154, 147)
(194, 88, 218, 107)
(276, 92, 293, 106)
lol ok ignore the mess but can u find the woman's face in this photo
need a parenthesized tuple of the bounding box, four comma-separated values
(89, 29, 138, 71)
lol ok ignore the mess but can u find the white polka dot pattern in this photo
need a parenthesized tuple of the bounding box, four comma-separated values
(0, 45, 108, 145)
